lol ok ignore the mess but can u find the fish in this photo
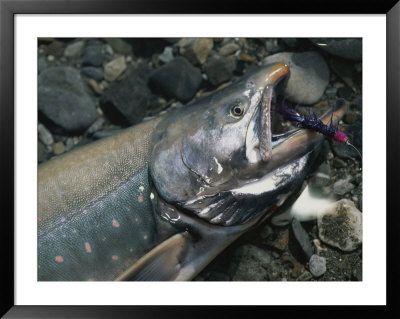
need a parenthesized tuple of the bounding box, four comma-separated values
(37, 62, 347, 281)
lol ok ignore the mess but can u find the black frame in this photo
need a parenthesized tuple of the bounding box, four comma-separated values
(1, 0, 399, 317)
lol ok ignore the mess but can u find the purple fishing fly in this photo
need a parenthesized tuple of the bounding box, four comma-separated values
(275, 100, 362, 159)
(275, 101, 348, 143)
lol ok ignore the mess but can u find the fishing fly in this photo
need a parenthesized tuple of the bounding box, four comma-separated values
(274, 100, 362, 160)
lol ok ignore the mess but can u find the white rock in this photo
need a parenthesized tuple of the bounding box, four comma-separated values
(317, 199, 362, 251)
(104, 56, 127, 82)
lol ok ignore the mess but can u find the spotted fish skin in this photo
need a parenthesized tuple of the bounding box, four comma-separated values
(38, 118, 177, 281)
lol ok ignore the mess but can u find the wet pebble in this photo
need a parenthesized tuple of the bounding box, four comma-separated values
(178, 38, 214, 65)
(53, 141, 66, 155)
(264, 227, 289, 251)
(104, 56, 127, 82)
(265, 38, 286, 53)
(317, 199, 362, 252)
(38, 66, 97, 133)
(204, 54, 235, 86)
(86, 117, 105, 134)
(81, 44, 106, 67)
(149, 57, 202, 102)
(38, 141, 48, 163)
(310, 38, 362, 61)
(38, 123, 54, 146)
(104, 38, 133, 56)
(219, 42, 239, 56)
(101, 70, 150, 125)
(158, 46, 174, 64)
(309, 254, 326, 277)
(64, 40, 85, 58)
(228, 245, 272, 281)
(263, 51, 329, 104)
(38, 56, 47, 74)
(333, 179, 354, 195)
(44, 40, 65, 57)
(291, 219, 313, 259)
(281, 38, 300, 49)
(310, 163, 331, 187)
(82, 67, 104, 81)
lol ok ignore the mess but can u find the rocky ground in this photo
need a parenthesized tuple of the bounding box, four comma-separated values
(38, 37, 362, 281)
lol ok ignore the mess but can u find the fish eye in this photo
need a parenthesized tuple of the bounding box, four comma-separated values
(231, 104, 244, 117)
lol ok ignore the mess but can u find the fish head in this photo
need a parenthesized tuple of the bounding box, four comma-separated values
(150, 63, 347, 226)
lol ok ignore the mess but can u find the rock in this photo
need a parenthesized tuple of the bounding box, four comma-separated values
(82, 67, 104, 81)
(310, 163, 331, 187)
(296, 270, 313, 281)
(53, 141, 66, 155)
(149, 57, 202, 103)
(45, 40, 65, 57)
(38, 141, 48, 163)
(87, 78, 102, 95)
(178, 38, 214, 65)
(309, 38, 362, 61)
(104, 38, 132, 56)
(281, 38, 300, 48)
(101, 66, 151, 125)
(344, 110, 356, 124)
(86, 117, 105, 134)
(81, 44, 106, 67)
(265, 38, 286, 53)
(263, 51, 329, 104)
(64, 40, 85, 58)
(228, 245, 272, 281)
(282, 255, 305, 278)
(333, 179, 354, 195)
(204, 55, 235, 86)
(104, 56, 127, 82)
(317, 199, 362, 251)
(38, 123, 54, 146)
(309, 254, 326, 277)
(291, 219, 313, 259)
(158, 46, 174, 63)
(239, 52, 256, 63)
(332, 157, 346, 168)
(264, 227, 289, 251)
(38, 66, 97, 133)
(219, 42, 239, 56)
(38, 56, 47, 74)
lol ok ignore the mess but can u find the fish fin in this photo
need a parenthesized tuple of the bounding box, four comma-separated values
(115, 233, 188, 281)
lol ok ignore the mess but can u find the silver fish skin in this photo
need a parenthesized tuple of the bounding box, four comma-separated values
(38, 63, 347, 281)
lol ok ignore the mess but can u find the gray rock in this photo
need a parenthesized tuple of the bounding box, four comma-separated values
(81, 44, 106, 67)
(265, 38, 286, 53)
(219, 42, 239, 56)
(64, 40, 85, 58)
(82, 67, 104, 81)
(178, 38, 214, 65)
(281, 38, 300, 48)
(309, 254, 326, 277)
(38, 66, 97, 133)
(228, 245, 272, 281)
(38, 56, 47, 74)
(291, 219, 313, 259)
(86, 117, 105, 134)
(104, 56, 127, 82)
(310, 163, 331, 187)
(101, 65, 151, 125)
(38, 141, 48, 163)
(52, 141, 66, 155)
(149, 57, 202, 103)
(309, 38, 362, 61)
(333, 179, 354, 195)
(204, 55, 235, 86)
(263, 51, 329, 104)
(158, 46, 174, 63)
(104, 38, 132, 56)
(38, 123, 54, 146)
(317, 199, 362, 251)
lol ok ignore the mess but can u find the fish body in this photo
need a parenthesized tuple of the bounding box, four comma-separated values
(38, 63, 347, 281)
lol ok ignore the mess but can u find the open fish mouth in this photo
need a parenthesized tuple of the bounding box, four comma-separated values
(245, 63, 290, 164)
